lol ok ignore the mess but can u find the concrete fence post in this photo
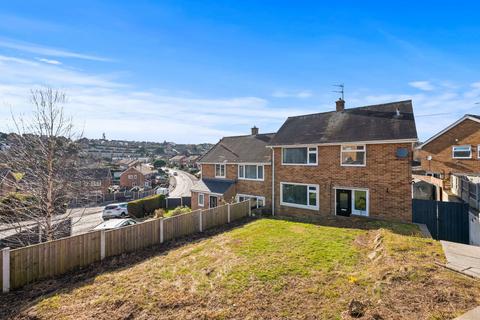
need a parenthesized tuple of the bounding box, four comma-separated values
(100, 230, 106, 260)
(248, 199, 252, 216)
(2, 247, 10, 293)
(160, 218, 164, 243)
(227, 203, 231, 223)
(199, 210, 203, 232)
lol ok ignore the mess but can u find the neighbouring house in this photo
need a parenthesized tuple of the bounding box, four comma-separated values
(191, 126, 274, 210)
(119, 164, 156, 189)
(169, 155, 188, 167)
(268, 99, 418, 222)
(115, 158, 140, 171)
(0, 168, 17, 197)
(417, 114, 480, 180)
(186, 155, 201, 168)
(78, 168, 112, 195)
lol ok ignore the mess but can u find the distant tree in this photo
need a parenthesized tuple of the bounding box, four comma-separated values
(154, 147, 165, 155)
(153, 159, 166, 168)
(0, 88, 88, 247)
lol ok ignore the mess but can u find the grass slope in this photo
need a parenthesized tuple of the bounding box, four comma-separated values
(6, 218, 480, 319)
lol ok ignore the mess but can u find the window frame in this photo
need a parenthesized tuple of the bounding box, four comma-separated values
(238, 164, 265, 181)
(281, 146, 318, 166)
(214, 163, 226, 178)
(198, 193, 204, 207)
(236, 194, 266, 208)
(280, 182, 319, 210)
(340, 144, 366, 167)
(452, 145, 472, 159)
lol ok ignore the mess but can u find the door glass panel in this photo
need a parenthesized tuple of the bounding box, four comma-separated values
(339, 192, 349, 208)
(354, 190, 367, 211)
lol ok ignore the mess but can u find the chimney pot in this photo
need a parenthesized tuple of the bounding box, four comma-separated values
(251, 126, 259, 135)
(336, 98, 345, 112)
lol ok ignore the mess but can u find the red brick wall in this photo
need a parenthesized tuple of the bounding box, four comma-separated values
(199, 163, 272, 207)
(119, 167, 145, 188)
(272, 143, 413, 222)
(419, 119, 480, 176)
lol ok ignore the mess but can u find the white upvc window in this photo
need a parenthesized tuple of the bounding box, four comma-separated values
(198, 193, 204, 207)
(238, 164, 264, 181)
(341, 145, 366, 166)
(236, 194, 265, 208)
(452, 145, 472, 159)
(478, 145, 480, 159)
(215, 164, 226, 178)
(282, 146, 317, 165)
(280, 182, 319, 210)
(128, 174, 133, 179)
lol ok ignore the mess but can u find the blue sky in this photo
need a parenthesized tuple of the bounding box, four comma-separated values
(0, 1, 480, 143)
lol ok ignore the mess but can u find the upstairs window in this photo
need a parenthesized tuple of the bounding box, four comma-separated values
(341, 145, 366, 166)
(238, 164, 264, 180)
(215, 164, 226, 178)
(282, 147, 317, 165)
(452, 145, 471, 159)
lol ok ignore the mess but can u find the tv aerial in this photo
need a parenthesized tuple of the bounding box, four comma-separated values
(332, 84, 345, 100)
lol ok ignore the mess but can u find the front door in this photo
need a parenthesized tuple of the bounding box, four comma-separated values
(209, 196, 218, 208)
(336, 189, 352, 216)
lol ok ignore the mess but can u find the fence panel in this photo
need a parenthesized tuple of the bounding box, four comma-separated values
(203, 205, 229, 230)
(9, 231, 101, 289)
(230, 201, 250, 221)
(105, 219, 161, 258)
(163, 210, 200, 241)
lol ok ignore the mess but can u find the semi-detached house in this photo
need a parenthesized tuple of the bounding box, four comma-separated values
(192, 99, 418, 222)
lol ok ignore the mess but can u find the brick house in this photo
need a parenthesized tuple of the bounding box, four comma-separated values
(269, 99, 418, 222)
(78, 168, 112, 195)
(119, 164, 156, 189)
(417, 115, 480, 180)
(0, 168, 17, 197)
(191, 127, 274, 210)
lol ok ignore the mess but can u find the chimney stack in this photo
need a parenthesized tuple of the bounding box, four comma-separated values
(336, 98, 345, 112)
(251, 126, 259, 135)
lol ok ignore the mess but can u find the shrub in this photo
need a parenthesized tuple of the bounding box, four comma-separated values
(169, 206, 192, 217)
(127, 194, 166, 218)
(154, 208, 165, 218)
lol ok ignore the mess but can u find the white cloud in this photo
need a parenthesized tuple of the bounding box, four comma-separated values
(0, 38, 110, 62)
(36, 57, 62, 65)
(272, 89, 313, 99)
(409, 81, 435, 91)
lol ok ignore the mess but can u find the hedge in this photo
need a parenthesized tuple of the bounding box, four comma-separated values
(127, 194, 165, 218)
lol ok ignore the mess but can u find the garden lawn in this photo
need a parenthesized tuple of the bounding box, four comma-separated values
(4, 218, 480, 319)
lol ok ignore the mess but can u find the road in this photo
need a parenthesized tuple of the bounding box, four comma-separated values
(168, 168, 198, 197)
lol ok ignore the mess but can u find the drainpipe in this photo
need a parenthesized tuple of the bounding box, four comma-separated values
(271, 147, 275, 216)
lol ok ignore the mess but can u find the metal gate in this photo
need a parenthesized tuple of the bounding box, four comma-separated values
(412, 199, 469, 244)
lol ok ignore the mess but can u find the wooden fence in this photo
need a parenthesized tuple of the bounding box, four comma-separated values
(1, 200, 251, 293)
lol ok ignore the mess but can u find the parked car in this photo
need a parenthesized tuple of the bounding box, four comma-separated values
(102, 203, 128, 220)
(129, 186, 144, 192)
(155, 186, 169, 196)
(173, 172, 178, 176)
(93, 218, 137, 231)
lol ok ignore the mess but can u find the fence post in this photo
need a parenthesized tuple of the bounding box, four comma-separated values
(248, 199, 252, 216)
(160, 218, 164, 243)
(100, 230, 106, 260)
(199, 210, 203, 232)
(2, 247, 10, 293)
(227, 203, 231, 223)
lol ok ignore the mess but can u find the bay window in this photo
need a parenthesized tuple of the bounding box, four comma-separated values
(341, 145, 366, 166)
(238, 164, 264, 180)
(215, 164, 225, 177)
(452, 145, 472, 159)
(280, 182, 319, 210)
(282, 147, 317, 165)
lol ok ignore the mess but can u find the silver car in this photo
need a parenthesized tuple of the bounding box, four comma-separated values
(102, 203, 128, 220)
(93, 218, 137, 231)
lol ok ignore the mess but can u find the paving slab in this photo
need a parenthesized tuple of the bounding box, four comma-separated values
(455, 306, 480, 320)
(441, 240, 480, 279)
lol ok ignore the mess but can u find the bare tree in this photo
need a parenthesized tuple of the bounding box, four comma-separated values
(0, 88, 87, 247)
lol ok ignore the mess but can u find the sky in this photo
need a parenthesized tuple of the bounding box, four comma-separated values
(0, 1, 480, 143)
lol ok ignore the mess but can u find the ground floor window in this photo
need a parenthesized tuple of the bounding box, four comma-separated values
(335, 188, 369, 217)
(236, 194, 265, 208)
(198, 193, 204, 207)
(209, 195, 218, 208)
(280, 182, 319, 210)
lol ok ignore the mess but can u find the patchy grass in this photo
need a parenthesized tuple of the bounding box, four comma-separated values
(4, 217, 480, 319)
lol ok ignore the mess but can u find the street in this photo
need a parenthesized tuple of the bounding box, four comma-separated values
(168, 168, 198, 197)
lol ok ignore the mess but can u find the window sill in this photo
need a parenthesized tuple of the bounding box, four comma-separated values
(281, 163, 317, 166)
(238, 178, 264, 182)
(280, 202, 319, 211)
(341, 164, 366, 167)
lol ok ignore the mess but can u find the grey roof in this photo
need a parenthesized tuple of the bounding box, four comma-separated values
(269, 100, 418, 146)
(191, 178, 235, 195)
(467, 114, 480, 120)
(198, 133, 275, 163)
